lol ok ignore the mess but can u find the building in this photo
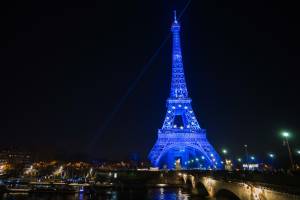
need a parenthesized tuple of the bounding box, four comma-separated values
(148, 12, 221, 170)
(0, 149, 31, 165)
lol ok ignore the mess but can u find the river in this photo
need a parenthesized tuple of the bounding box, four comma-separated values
(1, 188, 213, 200)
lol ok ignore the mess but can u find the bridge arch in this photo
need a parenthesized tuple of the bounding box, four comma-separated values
(195, 181, 209, 196)
(198, 176, 245, 200)
(215, 189, 241, 200)
(185, 177, 194, 188)
(182, 174, 209, 196)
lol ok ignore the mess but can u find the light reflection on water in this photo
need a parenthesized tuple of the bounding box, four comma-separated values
(1, 188, 213, 200)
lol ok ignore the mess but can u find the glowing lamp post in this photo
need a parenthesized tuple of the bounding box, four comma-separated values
(221, 149, 228, 158)
(244, 144, 249, 170)
(282, 132, 289, 138)
(268, 153, 275, 169)
(221, 149, 228, 168)
(297, 150, 300, 155)
(236, 158, 242, 170)
(281, 131, 295, 170)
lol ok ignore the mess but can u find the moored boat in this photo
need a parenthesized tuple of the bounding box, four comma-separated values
(6, 184, 31, 193)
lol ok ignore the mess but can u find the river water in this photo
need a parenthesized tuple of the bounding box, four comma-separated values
(1, 188, 213, 200)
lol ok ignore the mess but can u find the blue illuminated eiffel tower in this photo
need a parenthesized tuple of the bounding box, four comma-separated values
(148, 12, 221, 170)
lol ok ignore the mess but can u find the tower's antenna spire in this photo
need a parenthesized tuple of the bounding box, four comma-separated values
(174, 10, 177, 23)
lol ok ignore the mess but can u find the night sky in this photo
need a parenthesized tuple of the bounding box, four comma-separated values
(1, 0, 300, 162)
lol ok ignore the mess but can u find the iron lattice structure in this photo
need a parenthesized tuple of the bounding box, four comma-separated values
(148, 13, 221, 170)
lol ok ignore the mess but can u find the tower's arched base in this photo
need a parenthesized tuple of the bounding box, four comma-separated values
(148, 131, 222, 170)
(157, 146, 216, 169)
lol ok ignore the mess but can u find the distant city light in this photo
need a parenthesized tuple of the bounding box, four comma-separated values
(222, 149, 227, 154)
(250, 156, 255, 160)
(53, 166, 63, 176)
(296, 150, 300, 155)
(237, 158, 242, 162)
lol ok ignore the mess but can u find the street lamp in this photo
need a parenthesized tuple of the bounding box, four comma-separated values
(297, 150, 300, 155)
(268, 153, 275, 158)
(237, 158, 242, 162)
(282, 132, 290, 138)
(244, 144, 249, 170)
(268, 153, 275, 169)
(250, 156, 255, 161)
(221, 149, 228, 166)
(281, 131, 295, 170)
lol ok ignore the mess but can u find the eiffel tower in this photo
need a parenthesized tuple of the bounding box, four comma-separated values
(148, 12, 221, 170)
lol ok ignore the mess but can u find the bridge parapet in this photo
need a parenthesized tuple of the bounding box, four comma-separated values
(185, 170, 300, 189)
(199, 176, 300, 200)
(179, 170, 300, 200)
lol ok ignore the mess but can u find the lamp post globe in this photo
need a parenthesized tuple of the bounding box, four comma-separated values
(282, 132, 290, 138)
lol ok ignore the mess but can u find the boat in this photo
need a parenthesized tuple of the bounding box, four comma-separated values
(30, 182, 77, 194)
(6, 184, 31, 193)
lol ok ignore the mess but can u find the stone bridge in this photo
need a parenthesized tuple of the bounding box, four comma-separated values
(181, 171, 300, 200)
(96, 170, 300, 200)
